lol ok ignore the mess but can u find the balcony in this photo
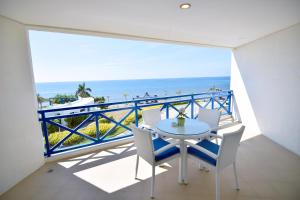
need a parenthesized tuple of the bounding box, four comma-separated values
(1, 91, 300, 200)
(1, 126, 299, 200)
(38, 91, 233, 157)
(1, 1, 300, 199)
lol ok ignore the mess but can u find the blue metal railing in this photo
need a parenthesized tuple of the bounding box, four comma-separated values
(38, 90, 233, 157)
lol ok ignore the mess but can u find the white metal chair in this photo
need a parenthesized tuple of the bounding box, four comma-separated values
(141, 108, 163, 137)
(186, 126, 245, 200)
(197, 108, 221, 143)
(141, 108, 161, 130)
(130, 124, 180, 198)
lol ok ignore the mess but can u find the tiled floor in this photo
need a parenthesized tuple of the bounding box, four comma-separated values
(1, 131, 300, 200)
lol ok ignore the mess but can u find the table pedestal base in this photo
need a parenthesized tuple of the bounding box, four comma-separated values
(178, 139, 188, 184)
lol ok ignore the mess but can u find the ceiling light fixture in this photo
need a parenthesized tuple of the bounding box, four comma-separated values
(180, 3, 191, 9)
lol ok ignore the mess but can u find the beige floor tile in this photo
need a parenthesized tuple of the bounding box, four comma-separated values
(1, 135, 300, 200)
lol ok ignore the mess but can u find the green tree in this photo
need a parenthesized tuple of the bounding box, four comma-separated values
(176, 90, 182, 96)
(51, 94, 76, 104)
(75, 82, 92, 97)
(209, 85, 222, 92)
(123, 93, 128, 101)
(37, 93, 46, 108)
(94, 96, 107, 109)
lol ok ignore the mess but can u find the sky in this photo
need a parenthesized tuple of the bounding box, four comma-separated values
(29, 30, 231, 83)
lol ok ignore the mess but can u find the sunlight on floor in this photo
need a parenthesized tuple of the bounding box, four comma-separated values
(73, 154, 171, 193)
(58, 143, 137, 168)
(57, 160, 82, 168)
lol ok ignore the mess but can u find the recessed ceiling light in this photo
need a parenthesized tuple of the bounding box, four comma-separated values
(180, 3, 191, 9)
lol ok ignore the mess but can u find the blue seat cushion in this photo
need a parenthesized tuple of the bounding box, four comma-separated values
(153, 138, 180, 162)
(187, 139, 219, 166)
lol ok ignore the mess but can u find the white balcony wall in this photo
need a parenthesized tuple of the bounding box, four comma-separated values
(0, 16, 45, 194)
(231, 23, 300, 155)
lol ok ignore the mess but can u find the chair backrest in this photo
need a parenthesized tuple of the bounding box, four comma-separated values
(217, 126, 245, 170)
(142, 108, 161, 129)
(130, 124, 154, 164)
(197, 108, 221, 131)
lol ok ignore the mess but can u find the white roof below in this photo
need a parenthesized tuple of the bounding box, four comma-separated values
(48, 97, 94, 110)
(1, 0, 300, 48)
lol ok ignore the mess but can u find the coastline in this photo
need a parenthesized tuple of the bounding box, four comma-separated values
(36, 76, 230, 102)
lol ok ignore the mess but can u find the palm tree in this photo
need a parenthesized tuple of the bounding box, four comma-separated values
(37, 93, 46, 108)
(75, 82, 92, 97)
(176, 90, 182, 95)
(123, 93, 128, 101)
(209, 84, 222, 92)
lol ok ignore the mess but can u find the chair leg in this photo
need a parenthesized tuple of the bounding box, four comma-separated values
(135, 155, 139, 179)
(216, 170, 221, 200)
(233, 162, 240, 190)
(151, 165, 155, 198)
(215, 137, 219, 145)
(198, 161, 205, 171)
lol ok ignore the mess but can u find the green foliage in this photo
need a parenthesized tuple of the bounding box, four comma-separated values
(64, 115, 89, 129)
(48, 131, 84, 147)
(82, 123, 113, 138)
(37, 93, 47, 108)
(48, 123, 113, 146)
(51, 94, 76, 104)
(75, 82, 92, 97)
(123, 111, 142, 125)
(99, 116, 115, 123)
(94, 96, 105, 103)
(47, 110, 142, 147)
(209, 85, 222, 92)
(94, 96, 108, 109)
(47, 119, 61, 133)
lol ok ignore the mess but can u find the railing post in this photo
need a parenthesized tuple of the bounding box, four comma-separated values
(134, 102, 139, 126)
(95, 114, 100, 140)
(166, 103, 169, 119)
(211, 93, 215, 109)
(228, 91, 232, 115)
(191, 95, 194, 119)
(41, 112, 51, 157)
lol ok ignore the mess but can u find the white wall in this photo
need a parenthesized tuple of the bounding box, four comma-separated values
(231, 23, 300, 155)
(0, 16, 45, 194)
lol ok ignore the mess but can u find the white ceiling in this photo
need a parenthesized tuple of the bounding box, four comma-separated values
(1, 0, 300, 48)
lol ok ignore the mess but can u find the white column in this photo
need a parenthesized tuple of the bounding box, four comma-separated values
(0, 16, 45, 195)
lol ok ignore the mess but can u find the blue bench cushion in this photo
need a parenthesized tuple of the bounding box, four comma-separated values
(187, 139, 219, 166)
(153, 138, 180, 162)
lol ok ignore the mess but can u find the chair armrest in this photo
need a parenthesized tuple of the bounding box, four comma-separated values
(154, 141, 180, 155)
(139, 124, 151, 130)
(185, 141, 218, 159)
(210, 126, 219, 132)
(207, 133, 223, 139)
(139, 125, 157, 134)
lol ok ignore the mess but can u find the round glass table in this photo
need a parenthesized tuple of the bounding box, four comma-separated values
(155, 118, 210, 184)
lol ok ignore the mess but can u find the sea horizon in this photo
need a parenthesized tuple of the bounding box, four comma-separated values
(34, 75, 230, 84)
(36, 76, 231, 102)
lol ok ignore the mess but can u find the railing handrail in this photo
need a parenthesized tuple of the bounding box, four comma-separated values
(38, 90, 233, 157)
(38, 90, 233, 114)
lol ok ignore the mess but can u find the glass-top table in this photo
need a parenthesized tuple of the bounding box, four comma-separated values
(155, 118, 210, 184)
(156, 118, 210, 139)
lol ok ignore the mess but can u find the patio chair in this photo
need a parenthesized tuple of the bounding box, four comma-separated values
(197, 108, 221, 143)
(141, 108, 161, 130)
(186, 126, 245, 200)
(131, 124, 180, 198)
(141, 108, 162, 137)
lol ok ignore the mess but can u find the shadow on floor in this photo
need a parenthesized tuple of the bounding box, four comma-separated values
(1, 134, 300, 200)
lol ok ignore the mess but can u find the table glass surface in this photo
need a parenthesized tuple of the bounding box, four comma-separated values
(155, 118, 209, 136)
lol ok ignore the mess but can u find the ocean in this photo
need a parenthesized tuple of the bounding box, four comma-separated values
(36, 77, 230, 102)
